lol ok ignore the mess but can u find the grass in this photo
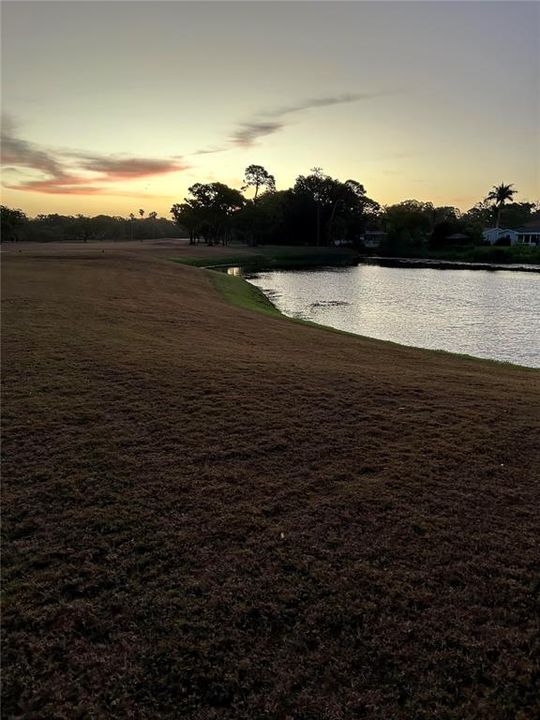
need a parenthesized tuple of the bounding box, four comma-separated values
(171, 244, 359, 271)
(2, 242, 540, 719)
(209, 270, 282, 317)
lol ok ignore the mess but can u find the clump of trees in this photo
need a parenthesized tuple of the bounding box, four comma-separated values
(0, 208, 181, 243)
(171, 166, 380, 247)
(171, 183, 246, 246)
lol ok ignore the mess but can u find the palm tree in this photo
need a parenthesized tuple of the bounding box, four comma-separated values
(487, 183, 517, 228)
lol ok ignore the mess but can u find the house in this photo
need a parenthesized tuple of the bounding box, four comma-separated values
(515, 221, 540, 246)
(482, 228, 518, 245)
(483, 225, 540, 246)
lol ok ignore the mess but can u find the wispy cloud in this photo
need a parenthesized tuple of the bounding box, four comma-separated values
(231, 120, 284, 148)
(192, 145, 228, 156)
(1, 116, 189, 195)
(194, 91, 387, 153)
(265, 92, 384, 118)
(1, 120, 66, 179)
(77, 155, 185, 180)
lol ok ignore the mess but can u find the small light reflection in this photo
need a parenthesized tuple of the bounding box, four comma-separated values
(227, 266, 242, 276)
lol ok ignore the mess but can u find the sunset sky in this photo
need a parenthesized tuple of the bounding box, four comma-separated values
(1, 0, 539, 218)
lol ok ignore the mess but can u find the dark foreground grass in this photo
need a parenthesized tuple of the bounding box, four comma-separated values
(2, 247, 540, 719)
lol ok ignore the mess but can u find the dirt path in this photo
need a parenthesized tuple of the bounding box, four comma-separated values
(2, 248, 539, 719)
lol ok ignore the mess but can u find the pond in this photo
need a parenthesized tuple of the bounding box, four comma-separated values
(245, 264, 540, 367)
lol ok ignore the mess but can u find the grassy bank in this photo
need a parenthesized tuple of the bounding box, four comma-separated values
(2, 246, 539, 719)
(171, 244, 359, 271)
(209, 270, 282, 318)
(172, 243, 540, 269)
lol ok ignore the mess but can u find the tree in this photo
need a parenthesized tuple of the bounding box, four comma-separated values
(496, 202, 535, 230)
(172, 183, 245, 245)
(242, 165, 276, 202)
(487, 183, 517, 228)
(381, 200, 434, 253)
(148, 211, 158, 239)
(139, 208, 145, 218)
(171, 202, 201, 244)
(1, 206, 28, 242)
(290, 170, 379, 246)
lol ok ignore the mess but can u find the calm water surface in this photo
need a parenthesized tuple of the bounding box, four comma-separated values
(246, 265, 540, 367)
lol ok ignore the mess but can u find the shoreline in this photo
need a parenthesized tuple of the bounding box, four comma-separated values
(357, 255, 540, 273)
(212, 267, 538, 371)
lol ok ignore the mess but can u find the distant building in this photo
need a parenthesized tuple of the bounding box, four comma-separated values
(362, 230, 387, 248)
(515, 221, 540, 246)
(483, 228, 518, 245)
(483, 226, 540, 246)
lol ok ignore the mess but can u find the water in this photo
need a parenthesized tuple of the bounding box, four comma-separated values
(246, 265, 540, 367)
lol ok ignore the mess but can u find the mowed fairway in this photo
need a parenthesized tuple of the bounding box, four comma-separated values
(2, 244, 539, 719)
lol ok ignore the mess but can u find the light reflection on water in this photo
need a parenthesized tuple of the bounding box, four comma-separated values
(246, 265, 540, 367)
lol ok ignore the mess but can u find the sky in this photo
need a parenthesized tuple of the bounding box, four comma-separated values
(1, 0, 539, 218)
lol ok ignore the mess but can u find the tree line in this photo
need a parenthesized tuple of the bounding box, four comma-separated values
(1, 171, 537, 253)
(171, 170, 537, 252)
(0, 208, 182, 243)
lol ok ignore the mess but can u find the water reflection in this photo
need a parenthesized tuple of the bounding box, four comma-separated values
(247, 266, 540, 367)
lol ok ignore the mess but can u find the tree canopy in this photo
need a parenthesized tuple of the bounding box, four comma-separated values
(242, 165, 276, 201)
(487, 183, 518, 227)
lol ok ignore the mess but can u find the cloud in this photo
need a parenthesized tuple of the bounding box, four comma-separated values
(231, 121, 284, 148)
(5, 177, 105, 195)
(266, 92, 383, 118)
(1, 124, 66, 179)
(194, 91, 386, 152)
(1, 116, 188, 195)
(77, 155, 188, 180)
(191, 146, 229, 156)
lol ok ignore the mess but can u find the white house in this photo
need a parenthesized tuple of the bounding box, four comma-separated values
(483, 225, 540, 246)
(515, 224, 540, 246)
(482, 228, 518, 245)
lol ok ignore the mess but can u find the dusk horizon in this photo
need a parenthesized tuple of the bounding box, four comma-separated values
(2, 0, 539, 218)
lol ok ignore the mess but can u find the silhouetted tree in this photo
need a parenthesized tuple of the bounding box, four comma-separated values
(497, 202, 535, 229)
(172, 183, 245, 245)
(148, 211, 158, 239)
(291, 170, 379, 246)
(242, 165, 276, 202)
(487, 183, 517, 228)
(1, 206, 28, 242)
